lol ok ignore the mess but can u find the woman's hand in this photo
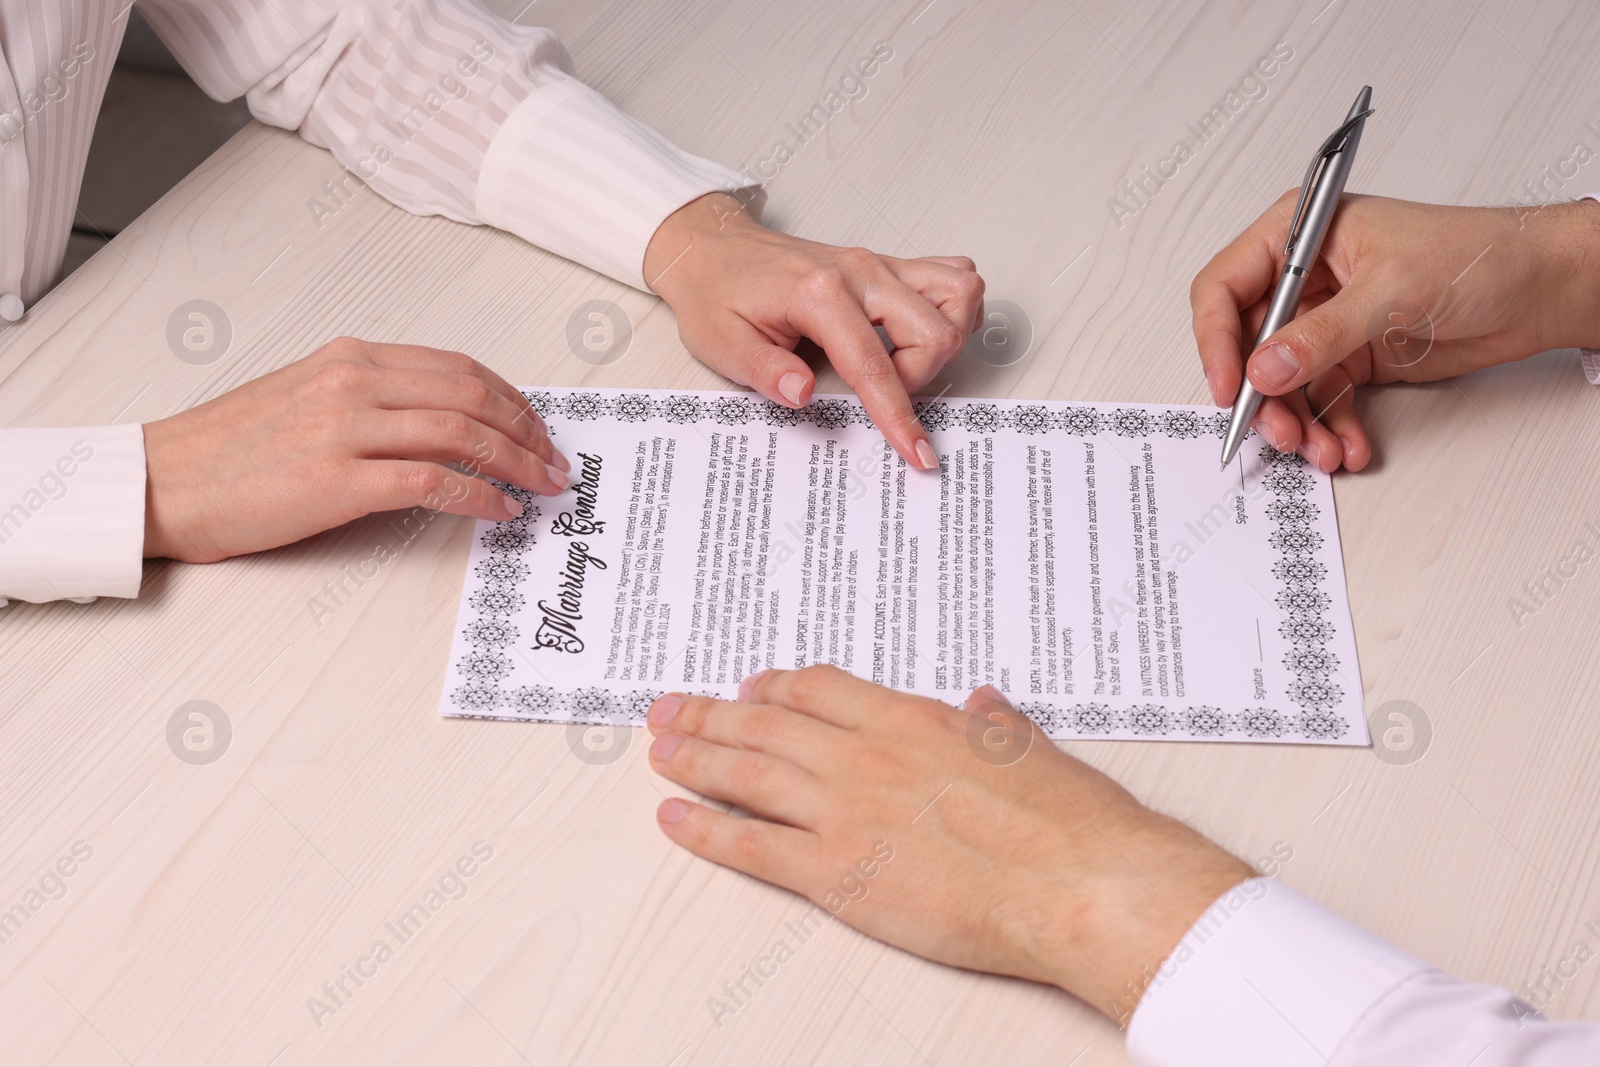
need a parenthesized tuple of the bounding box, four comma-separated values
(644, 193, 986, 471)
(646, 666, 1251, 1020)
(142, 337, 569, 562)
(1191, 194, 1600, 472)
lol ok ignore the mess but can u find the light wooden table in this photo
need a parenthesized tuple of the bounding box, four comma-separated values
(4, 1, 1600, 1063)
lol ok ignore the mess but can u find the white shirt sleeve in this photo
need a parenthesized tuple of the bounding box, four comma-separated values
(1126, 878, 1600, 1067)
(1, 0, 764, 604)
(136, 0, 764, 290)
(0, 425, 145, 603)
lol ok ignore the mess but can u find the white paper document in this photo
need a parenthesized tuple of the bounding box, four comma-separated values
(440, 388, 1365, 744)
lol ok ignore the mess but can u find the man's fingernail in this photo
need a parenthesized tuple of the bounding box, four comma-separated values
(550, 448, 572, 473)
(545, 463, 569, 491)
(973, 684, 1012, 707)
(659, 798, 688, 825)
(650, 733, 683, 761)
(649, 693, 684, 729)
(778, 372, 808, 407)
(915, 440, 940, 470)
(501, 494, 523, 519)
(1250, 343, 1300, 390)
(738, 670, 770, 701)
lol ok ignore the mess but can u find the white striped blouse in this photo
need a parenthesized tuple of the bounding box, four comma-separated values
(0, 0, 756, 603)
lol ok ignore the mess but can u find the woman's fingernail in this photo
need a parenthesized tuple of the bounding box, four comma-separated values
(549, 448, 572, 473)
(1338, 436, 1353, 455)
(501, 494, 523, 519)
(738, 670, 771, 702)
(651, 733, 683, 761)
(778, 372, 808, 407)
(649, 694, 684, 729)
(915, 440, 940, 471)
(1249, 343, 1300, 390)
(1302, 440, 1322, 468)
(1204, 366, 1222, 406)
(659, 798, 689, 825)
(973, 684, 1012, 707)
(545, 463, 569, 491)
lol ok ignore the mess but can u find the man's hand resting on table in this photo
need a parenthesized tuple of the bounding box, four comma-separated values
(644, 193, 987, 471)
(142, 338, 569, 563)
(1192, 194, 1600, 472)
(646, 666, 1251, 1020)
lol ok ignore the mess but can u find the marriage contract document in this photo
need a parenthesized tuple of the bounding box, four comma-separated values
(439, 389, 1365, 745)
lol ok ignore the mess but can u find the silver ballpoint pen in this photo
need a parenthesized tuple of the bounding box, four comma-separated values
(1219, 86, 1374, 470)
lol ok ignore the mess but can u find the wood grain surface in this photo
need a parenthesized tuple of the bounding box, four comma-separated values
(3, 1, 1599, 1063)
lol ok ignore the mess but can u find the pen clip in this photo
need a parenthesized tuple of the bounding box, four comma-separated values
(1282, 107, 1375, 257)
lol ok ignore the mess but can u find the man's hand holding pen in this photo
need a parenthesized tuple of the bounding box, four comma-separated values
(1197, 193, 1600, 473)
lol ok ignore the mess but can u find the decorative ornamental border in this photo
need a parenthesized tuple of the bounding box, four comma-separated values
(1259, 442, 1346, 738)
(517, 389, 1231, 440)
(446, 392, 1347, 741)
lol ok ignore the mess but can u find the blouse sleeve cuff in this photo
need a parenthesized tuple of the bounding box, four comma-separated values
(0, 425, 146, 604)
(1125, 878, 1434, 1067)
(475, 75, 763, 291)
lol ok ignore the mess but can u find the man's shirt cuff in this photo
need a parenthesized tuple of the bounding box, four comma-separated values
(1126, 878, 1432, 1067)
(0, 425, 146, 604)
